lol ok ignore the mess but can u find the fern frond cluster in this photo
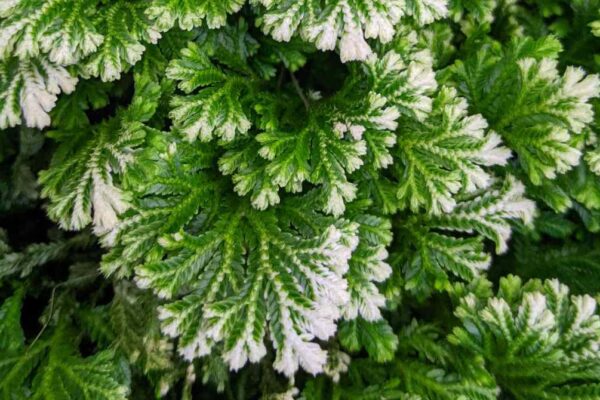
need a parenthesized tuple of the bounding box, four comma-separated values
(2, 0, 600, 398)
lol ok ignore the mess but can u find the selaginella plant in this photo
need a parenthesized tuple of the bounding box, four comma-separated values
(2, 0, 600, 398)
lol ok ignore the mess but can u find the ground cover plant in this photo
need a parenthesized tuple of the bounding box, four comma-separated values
(2, 0, 600, 398)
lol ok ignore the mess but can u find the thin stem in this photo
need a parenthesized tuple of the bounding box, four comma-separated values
(26, 271, 99, 352)
(27, 285, 59, 352)
(289, 71, 310, 110)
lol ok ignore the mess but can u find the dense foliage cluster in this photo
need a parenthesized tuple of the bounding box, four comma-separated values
(2, 0, 600, 398)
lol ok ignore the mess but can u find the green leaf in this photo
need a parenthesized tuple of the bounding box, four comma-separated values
(0, 293, 131, 400)
(106, 143, 374, 377)
(393, 175, 535, 297)
(0, 0, 102, 63)
(447, 36, 600, 186)
(142, 201, 359, 377)
(39, 120, 146, 232)
(39, 76, 160, 233)
(0, 57, 77, 129)
(451, 276, 600, 400)
(32, 344, 130, 400)
(256, 0, 448, 63)
(338, 318, 398, 362)
(0, 289, 25, 353)
(81, 1, 159, 82)
(167, 41, 254, 141)
(147, 0, 245, 30)
(394, 87, 510, 215)
(0, 232, 93, 279)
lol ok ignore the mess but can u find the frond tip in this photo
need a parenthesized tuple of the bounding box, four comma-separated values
(0, 57, 77, 129)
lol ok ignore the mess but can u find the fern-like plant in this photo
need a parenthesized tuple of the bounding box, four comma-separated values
(2, 0, 600, 398)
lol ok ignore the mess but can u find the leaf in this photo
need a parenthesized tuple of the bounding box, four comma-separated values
(0, 293, 131, 400)
(50, 80, 113, 129)
(39, 120, 146, 233)
(427, 175, 536, 253)
(451, 276, 600, 400)
(0, 0, 102, 64)
(221, 114, 366, 215)
(448, 36, 600, 186)
(394, 87, 510, 215)
(0, 57, 77, 129)
(167, 41, 254, 142)
(449, 0, 496, 22)
(105, 142, 379, 377)
(147, 0, 245, 30)
(109, 281, 175, 386)
(39, 76, 160, 233)
(256, 0, 448, 62)
(81, 1, 160, 82)
(101, 141, 217, 277)
(32, 345, 130, 400)
(325, 320, 497, 400)
(142, 202, 359, 377)
(338, 318, 398, 362)
(394, 175, 535, 297)
(343, 213, 393, 322)
(0, 288, 25, 353)
(0, 232, 94, 279)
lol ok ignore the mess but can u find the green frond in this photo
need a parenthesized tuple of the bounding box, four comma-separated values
(147, 0, 245, 31)
(167, 41, 255, 142)
(393, 175, 535, 297)
(0, 292, 131, 400)
(81, 1, 159, 82)
(256, 0, 448, 63)
(449, 0, 497, 23)
(394, 86, 510, 214)
(308, 320, 497, 400)
(137, 196, 360, 377)
(338, 318, 398, 362)
(0, 232, 93, 279)
(0, 0, 102, 63)
(0, 56, 77, 129)
(447, 36, 600, 186)
(450, 275, 600, 400)
(38, 120, 147, 232)
(38, 76, 162, 233)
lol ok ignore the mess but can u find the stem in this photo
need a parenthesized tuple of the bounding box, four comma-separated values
(290, 71, 310, 110)
(27, 285, 59, 352)
(26, 271, 99, 352)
